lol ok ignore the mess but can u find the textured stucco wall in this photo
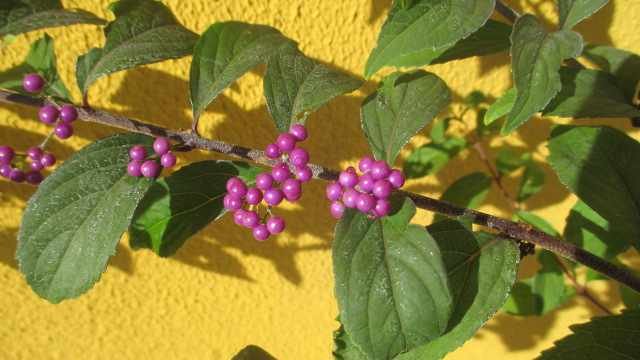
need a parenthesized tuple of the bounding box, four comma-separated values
(1, 1, 639, 359)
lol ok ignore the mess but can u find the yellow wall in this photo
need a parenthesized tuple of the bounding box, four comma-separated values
(1, 0, 639, 359)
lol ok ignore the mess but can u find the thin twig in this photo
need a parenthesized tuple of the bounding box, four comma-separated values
(471, 141, 520, 211)
(552, 254, 613, 315)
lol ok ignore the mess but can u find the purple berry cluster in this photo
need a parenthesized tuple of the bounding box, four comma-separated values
(127, 137, 177, 178)
(24, 74, 79, 140)
(0, 144, 55, 185)
(223, 124, 311, 241)
(326, 156, 405, 219)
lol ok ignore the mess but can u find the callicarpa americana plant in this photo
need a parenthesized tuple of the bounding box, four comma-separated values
(1, 0, 640, 359)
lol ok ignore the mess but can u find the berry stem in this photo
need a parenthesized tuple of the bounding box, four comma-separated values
(2, 89, 640, 294)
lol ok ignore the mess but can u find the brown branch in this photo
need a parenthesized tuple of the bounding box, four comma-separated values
(2, 89, 640, 294)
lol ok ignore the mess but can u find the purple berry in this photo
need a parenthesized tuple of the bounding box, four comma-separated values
(223, 194, 243, 211)
(338, 168, 359, 188)
(372, 179, 393, 199)
(25, 171, 43, 185)
(54, 123, 73, 139)
(127, 160, 143, 177)
(282, 178, 302, 201)
(357, 173, 375, 193)
(23, 73, 44, 93)
(0, 164, 12, 178)
(374, 199, 391, 217)
(26, 146, 43, 161)
(256, 173, 274, 190)
(59, 105, 78, 123)
(160, 152, 177, 168)
(242, 211, 260, 228)
(226, 177, 247, 198)
(264, 188, 284, 206)
(129, 145, 147, 161)
(276, 133, 296, 152)
(295, 165, 312, 182)
(40, 152, 56, 168)
(326, 182, 343, 201)
(245, 187, 263, 205)
(0, 145, 15, 164)
(330, 201, 346, 219)
(253, 224, 270, 241)
(272, 164, 291, 182)
(388, 169, 405, 189)
(289, 124, 308, 141)
(153, 137, 171, 155)
(233, 209, 247, 226)
(38, 105, 59, 124)
(370, 160, 391, 180)
(359, 156, 374, 173)
(30, 160, 44, 171)
(356, 193, 376, 213)
(265, 143, 281, 159)
(342, 188, 359, 208)
(266, 216, 285, 234)
(140, 160, 161, 178)
(289, 147, 309, 167)
(9, 169, 25, 183)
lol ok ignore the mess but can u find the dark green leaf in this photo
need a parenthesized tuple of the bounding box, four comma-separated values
(517, 162, 545, 202)
(538, 310, 640, 359)
(464, 91, 487, 108)
(620, 283, 640, 310)
(549, 126, 640, 251)
(231, 345, 276, 360)
(433, 172, 491, 223)
(190, 21, 293, 122)
(16, 133, 154, 303)
(333, 324, 367, 360)
(364, 0, 496, 77)
(484, 88, 515, 125)
(361, 70, 451, 164)
(558, 0, 609, 30)
(403, 137, 466, 179)
(264, 44, 362, 132)
(582, 44, 640, 102)
(333, 197, 453, 359)
(76, 0, 197, 95)
(130, 161, 261, 257)
(495, 147, 530, 175)
(0, 0, 104, 37)
(503, 15, 583, 134)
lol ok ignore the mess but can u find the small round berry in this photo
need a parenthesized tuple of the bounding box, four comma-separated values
(271, 164, 291, 182)
(266, 216, 285, 234)
(374, 199, 391, 217)
(330, 201, 346, 219)
(40, 152, 56, 168)
(54, 123, 73, 139)
(242, 211, 260, 228)
(226, 177, 247, 198)
(282, 178, 302, 201)
(9, 169, 25, 183)
(276, 133, 296, 152)
(370, 160, 391, 180)
(253, 224, 270, 241)
(289, 147, 309, 167)
(255, 173, 274, 191)
(245, 187, 263, 205)
(129, 145, 147, 161)
(233, 209, 247, 226)
(59, 105, 78, 123)
(26, 146, 43, 161)
(357, 173, 375, 193)
(342, 188, 359, 208)
(356, 193, 376, 213)
(223, 194, 243, 211)
(160, 152, 177, 168)
(295, 165, 312, 182)
(264, 188, 284, 206)
(140, 160, 161, 178)
(0, 164, 12, 178)
(358, 156, 374, 173)
(388, 169, 405, 189)
(127, 160, 143, 177)
(265, 143, 281, 159)
(23, 73, 45, 93)
(38, 105, 59, 124)
(30, 160, 44, 171)
(152, 137, 171, 155)
(372, 179, 393, 199)
(289, 124, 308, 141)
(338, 168, 358, 188)
(25, 171, 43, 185)
(0, 145, 15, 164)
(326, 182, 343, 202)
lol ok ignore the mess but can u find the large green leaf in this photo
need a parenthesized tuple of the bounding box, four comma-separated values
(130, 161, 261, 257)
(361, 70, 451, 164)
(190, 21, 293, 122)
(538, 310, 640, 359)
(517, 162, 545, 202)
(403, 137, 466, 179)
(433, 172, 491, 223)
(333, 324, 367, 360)
(503, 15, 583, 134)
(364, 0, 496, 77)
(396, 222, 520, 360)
(484, 88, 516, 126)
(16, 133, 154, 303)
(333, 197, 453, 359)
(548, 126, 640, 251)
(558, 0, 609, 30)
(76, 0, 198, 96)
(0, 0, 104, 37)
(582, 44, 640, 102)
(263, 44, 362, 133)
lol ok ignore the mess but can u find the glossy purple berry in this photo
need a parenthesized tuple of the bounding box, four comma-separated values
(282, 178, 302, 201)
(25, 171, 43, 185)
(23, 73, 44, 93)
(373, 179, 393, 199)
(326, 182, 343, 202)
(289, 124, 308, 141)
(59, 105, 78, 123)
(160, 152, 177, 168)
(226, 177, 247, 198)
(233, 209, 247, 226)
(264, 188, 284, 206)
(271, 164, 291, 182)
(342, 188, 359, 208)
(358, 173, 375, 193)
(54, 123, 73, 139)
(0, 164, 12, 178)
(127, 160, 143, 177)
(27, 146, 43, 161)
(245, 187, 263, 205)
(289, 147, 309, 167)
(370, 160, 391, 180)
(388, 169, 405, 189)
(38, 105, 59, 124)
(356, 193, 376, 213)
(9, 169, 25, 183)
(223, 194, 243, 211)
(0, 145, 15, 164)
(374, 199, 391, 217)
(256, 173, 274, 191)
(40, 152, 56, 168)
(266, 216, 285, 234)
(140, 160, 161, 178)
(30, 160, 44, 171)
(242, 211, 260, 229)
(295, 165, 312, 182)
(253, 224, 270, 241)
(358, 156, 374, 173)
(265, 143, 281, 159)
(338, 167, 358, 188)
(129, 145, 147, 161)
(153, 137, 171, 155)
(330, 201, 346, 219)
(276, 133, 296, 152)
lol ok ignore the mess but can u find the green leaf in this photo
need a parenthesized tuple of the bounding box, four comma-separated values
(129, 161, 261, 257)
(484, 88, 516, 125)
(0, 33, 70, 101)
(429, 118, 451, 144)
(16, 133, 154, 303)
(582, 44, 640, 102)
(76, 0, 197, 96)
(538, 310, 640, 359)
(503, 15, 583, 134)
(190, 22, 293, 122)
(396, 223, 520, 360)
(515, 210, 559, 236)
(558, 0, 609, 30)
(231, 345, 276, 360)
(263, 44, 363, 133)
(433, 172, 491, 223)
(0, 0, 104, 37)
(333, 324, 367, 360)
(620, 283, 640, 310)
(548, 126, 640, 251)
(333, 197, 453, 359)
(403, 137, 466, 179)
(517, 162, 545, 202)
(364, 0, 496, 77)
(361, 70, 451, 164)
(495, 147, 530, 175)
